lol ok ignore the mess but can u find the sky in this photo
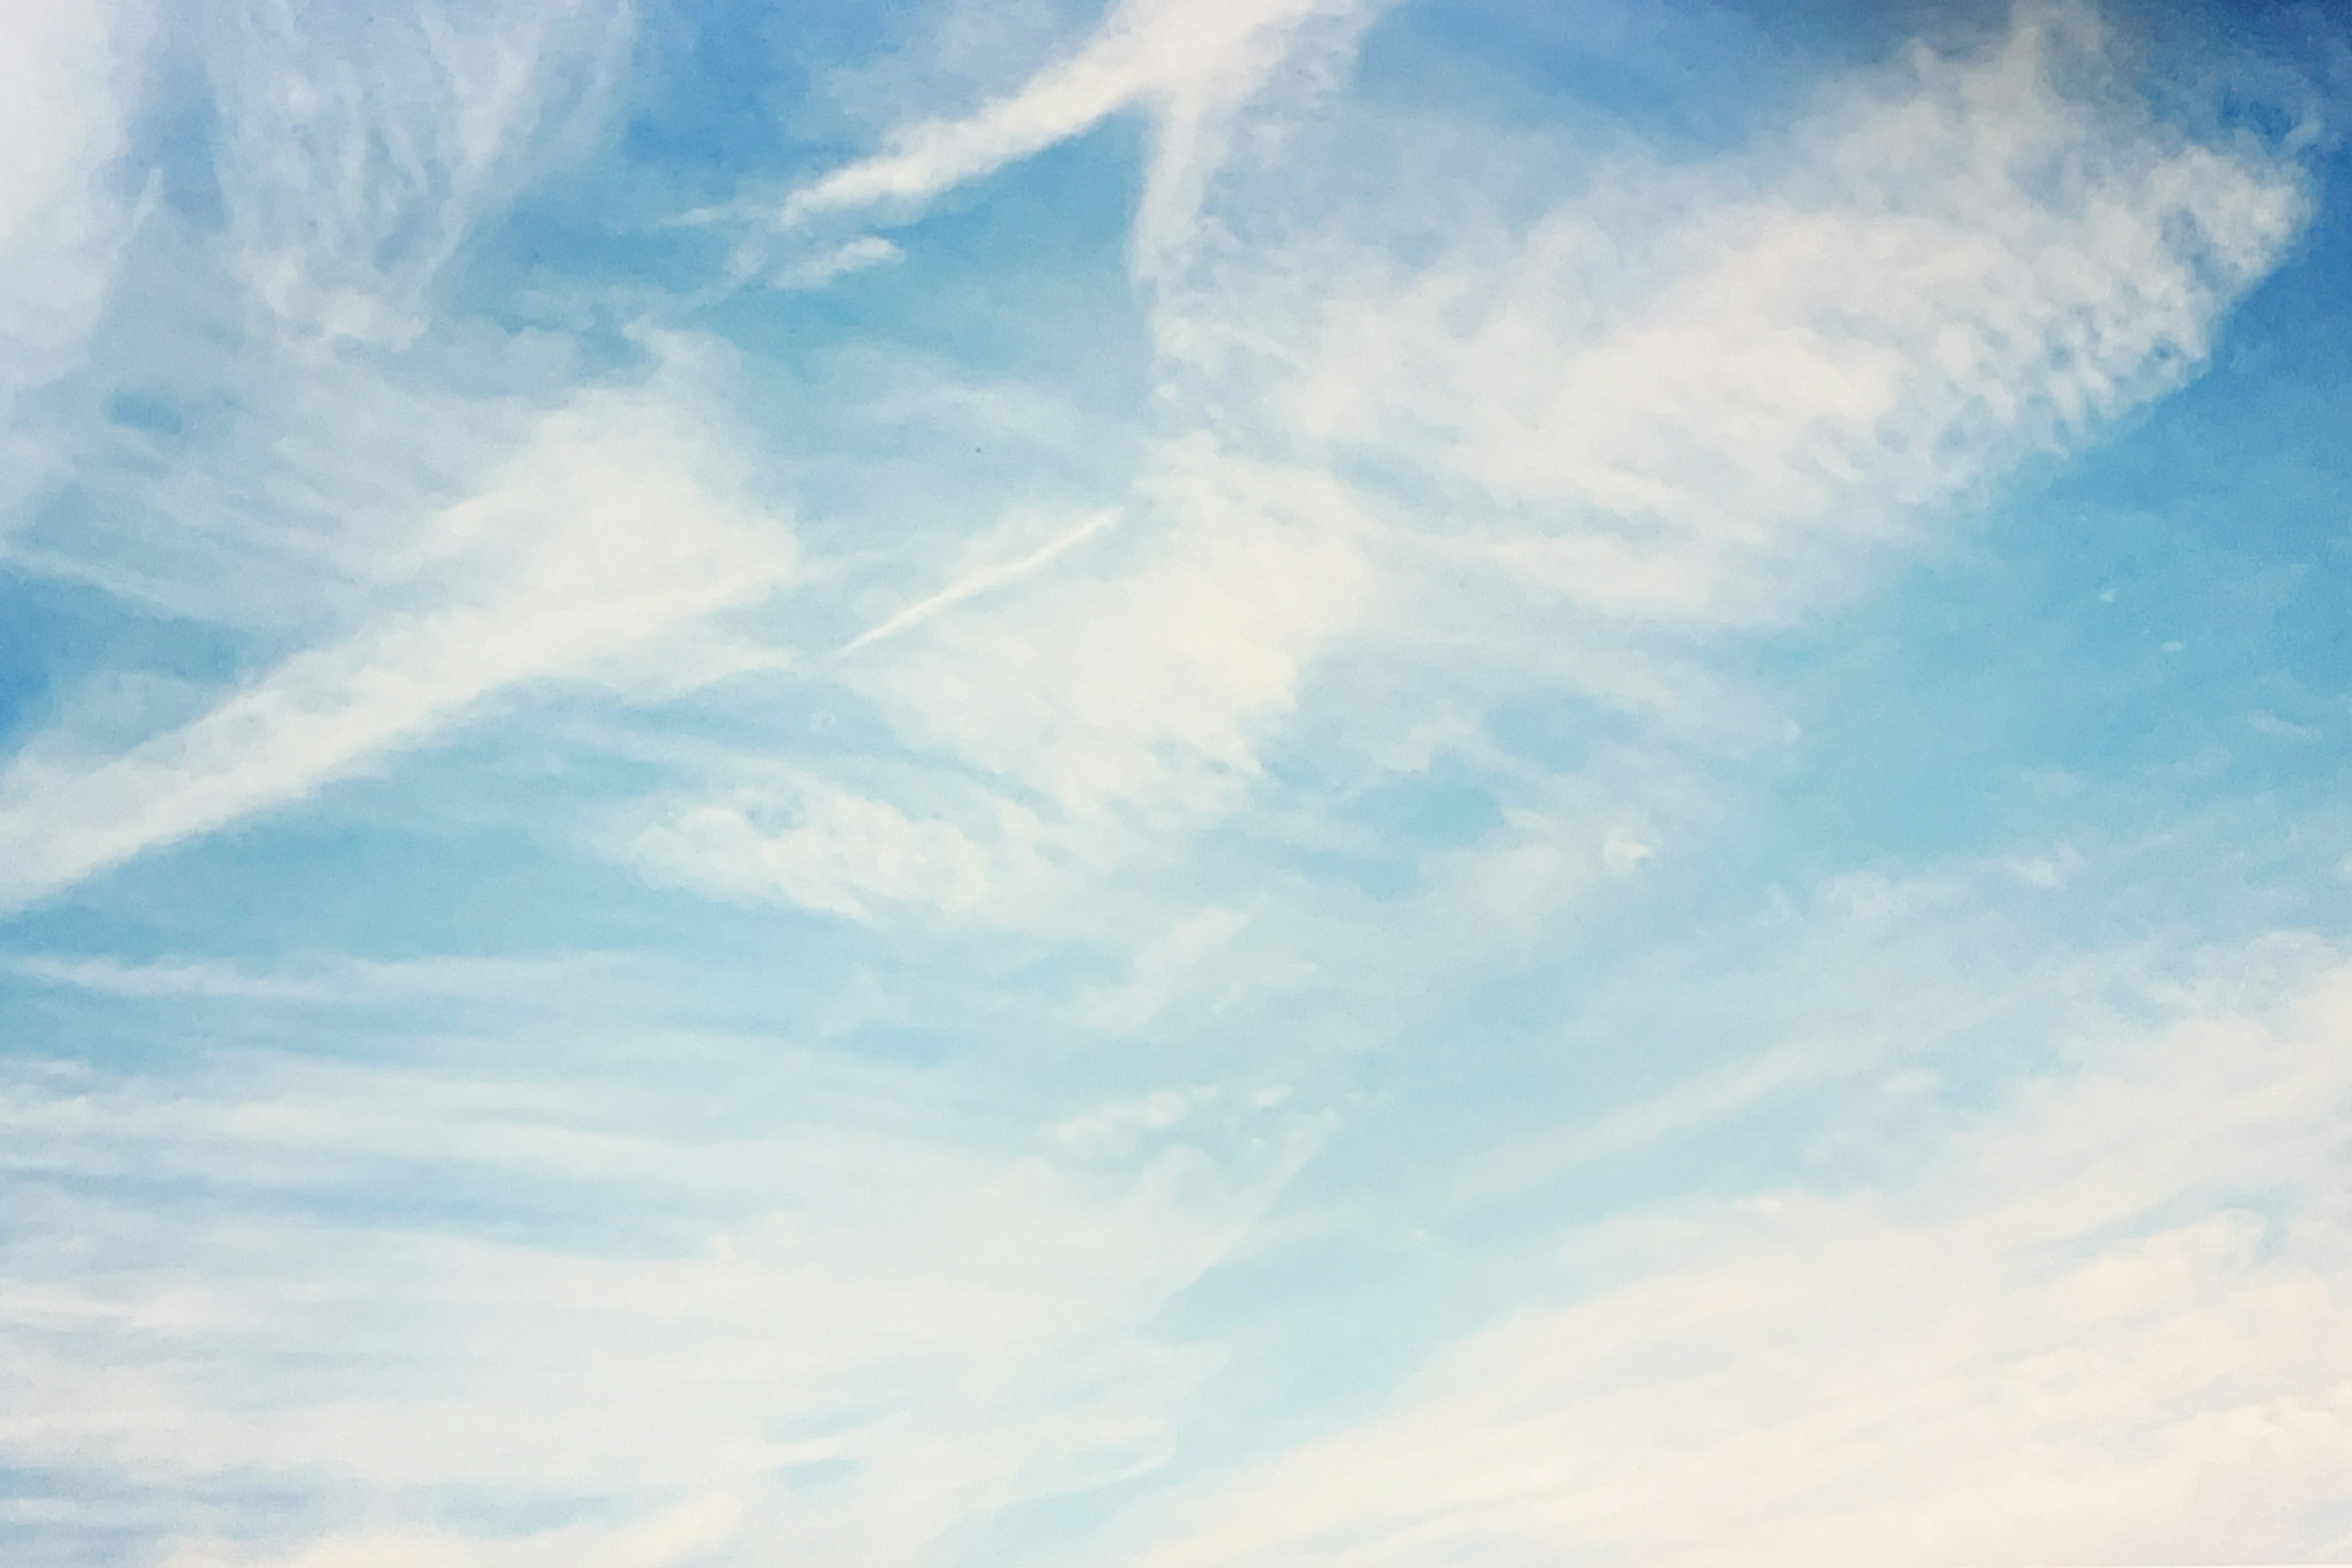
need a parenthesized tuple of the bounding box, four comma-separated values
(3, 0, 2352, 1562)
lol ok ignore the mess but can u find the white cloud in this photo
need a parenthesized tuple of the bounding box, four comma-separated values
(4, 948, 603, 1005)
(636, 768, 1050, 925)
(772, 0, 1381, 269)
(861, 440, 1369, 824)
(1, 9, 2339, 1567)
(158, 1493, 747, 1568)
(779, 233, 904, 291)
(648, 4, 2304, 967)
(1167, 4, 2306, 626)
(0, 0, 149, 505)
(0, 358, 797, 911)
(0, 1042, 1327, 1566)
(1427, 809, 1656, 946)
(1082, 905, 1253, 1033)
(206, 0, 633, 347)
(643, 438, 1371, 929)
(841, 507, 1118, 654)
(1055, 1084, 1223, 1156)
(1121, 940, 2352, 1568)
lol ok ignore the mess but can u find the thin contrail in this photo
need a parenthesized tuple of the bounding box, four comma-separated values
(839, 510, 1119, 655)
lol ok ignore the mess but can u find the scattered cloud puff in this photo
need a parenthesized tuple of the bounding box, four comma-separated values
(778, 233, 905, 291)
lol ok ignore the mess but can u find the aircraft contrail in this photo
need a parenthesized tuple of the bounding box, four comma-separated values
(839, 509, 1120, 655)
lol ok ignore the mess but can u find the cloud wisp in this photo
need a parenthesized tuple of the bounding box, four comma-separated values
(0, 0, 152, 509)
(840, 507, 1119, 655)
(643, 6, 2305, 952)
(205, 0, 634, 347)
(5, 0, 2351, 1563)
(748, 0, 1382, 275)
(1119, 942, 2352, 1568)
(0, 375, 795, 911)
(0, 1023, 1330, 1566)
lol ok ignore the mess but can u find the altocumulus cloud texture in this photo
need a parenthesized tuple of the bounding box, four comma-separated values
(4, 0, 2352, 1564)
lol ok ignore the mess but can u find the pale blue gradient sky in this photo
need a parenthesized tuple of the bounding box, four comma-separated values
(4, 1, 2352, 1564)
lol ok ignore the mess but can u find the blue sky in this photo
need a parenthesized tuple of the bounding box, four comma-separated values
(4, 0, 2352, 1562)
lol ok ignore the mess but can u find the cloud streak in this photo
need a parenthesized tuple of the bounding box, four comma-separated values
(0, 1021, 1329, 1566)
(1123, 941, 2352, 1568)
(770, 0, 1381, 270)
(647, 5, 2305, 949)
(0, 373, 794, 910)
(4, 0, 2348, 1564)
(840, 508, 1118, 654)
(0, 0, 151, 507)
(205, 0, 634, 346)
(1169, 5, 2307, 624)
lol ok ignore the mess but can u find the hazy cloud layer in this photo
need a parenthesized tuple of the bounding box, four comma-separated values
(3, 0, 2350, 1563)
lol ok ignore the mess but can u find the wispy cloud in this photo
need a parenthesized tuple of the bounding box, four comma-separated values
(1121, 940, 2352, 1568)
(778, 233, 904, 291)
(0, 0, 151, 507)
(1161, 4, 2305, 623)
(840, 507, 1118, 654)
(642, 436, 1373, 929)
(205, 0, 633, 347)
(0, 1022, 1328, 1564)
(4, 948, 600, 1005)
(763, 0, 1382, 270)
(0, 361, 795, 911)
(6, 0, 2348, 1562)
(642, 6, 2304, 957)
